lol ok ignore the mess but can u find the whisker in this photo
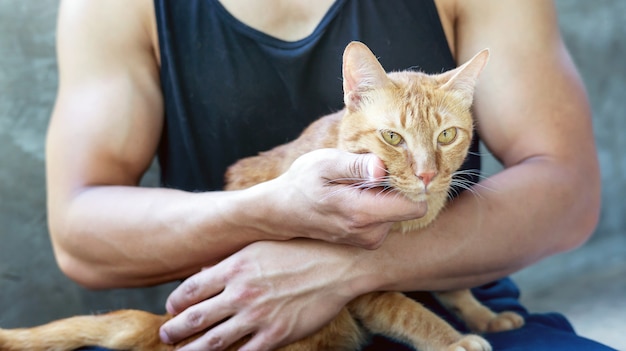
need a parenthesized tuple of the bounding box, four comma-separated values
(452, 169, 500, 192)
(454, 169, 502, 186)
(320, 185, 359, 202)
(451, 178, 484, 192)
(447, 186, 461, 199)
(374, 187, 394, 200)
(452, 169, 487, 180)
(323, 177, 369, 185)
(448, 181, 482, 200)
(448, 167, 502, 201)
(467, 150, 495, 158)
(320, 176, 392, 201)
(323, 162, 391, 186)
(320, 174, 405, 202)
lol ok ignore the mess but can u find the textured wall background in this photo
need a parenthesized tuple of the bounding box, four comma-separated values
(0, 0, 182, 327)
(1, 0, 624, 348)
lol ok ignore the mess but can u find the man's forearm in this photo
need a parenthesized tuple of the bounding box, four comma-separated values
(353, 157, 600, 294)
(49, 185, 275, 289)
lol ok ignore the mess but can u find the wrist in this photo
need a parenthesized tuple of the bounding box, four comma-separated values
(333, 245, 391, 298)
(222, 179, 290, 242)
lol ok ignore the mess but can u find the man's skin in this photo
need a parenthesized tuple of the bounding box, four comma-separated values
(48, 0, 600, 350)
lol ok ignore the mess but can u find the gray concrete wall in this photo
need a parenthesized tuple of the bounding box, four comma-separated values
(0, 0, 177, 328)
(0, 0, 624, 338)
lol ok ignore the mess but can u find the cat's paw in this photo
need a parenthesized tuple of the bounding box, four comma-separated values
(485, 311, 524, 332)
(446, 334, 491, 351)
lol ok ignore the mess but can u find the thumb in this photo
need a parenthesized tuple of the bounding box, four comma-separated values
(291, 149, 387, 185)
(337, 152, 387, 184)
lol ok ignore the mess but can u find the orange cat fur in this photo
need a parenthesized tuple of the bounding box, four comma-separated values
(0, 42, 523, 351)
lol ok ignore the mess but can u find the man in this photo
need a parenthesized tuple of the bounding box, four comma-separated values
(49, 0, 609, 350)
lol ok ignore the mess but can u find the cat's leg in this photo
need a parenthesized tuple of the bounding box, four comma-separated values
(0, 310, 173, 351)
(434, 289, 524, 333)
(349, 292, 491, 351)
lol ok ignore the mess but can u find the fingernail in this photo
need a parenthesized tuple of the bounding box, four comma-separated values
(160, 327, 172, 344)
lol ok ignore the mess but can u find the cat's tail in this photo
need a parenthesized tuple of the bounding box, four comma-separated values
(0, 309, 172, 351)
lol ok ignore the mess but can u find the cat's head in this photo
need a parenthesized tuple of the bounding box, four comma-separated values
(338, 41, 489, 204)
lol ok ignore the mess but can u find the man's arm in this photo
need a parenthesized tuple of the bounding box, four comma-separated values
(48, 0, 216, 288)
(49, 1, 425, 289)
(368, 0, 600, 291)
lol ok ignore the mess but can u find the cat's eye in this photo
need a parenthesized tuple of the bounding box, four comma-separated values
(381, 130, 404, 146)
(437, 128, 458, 145)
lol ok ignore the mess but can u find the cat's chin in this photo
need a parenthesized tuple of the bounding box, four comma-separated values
(403, 192, 429, 203)
(410, 194, 428, 202)
(403, 188, 447, 204)
(392, 190, 448, 232)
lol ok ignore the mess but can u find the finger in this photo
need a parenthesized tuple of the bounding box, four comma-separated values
(354, 189, 428, 222)
(177, 316, 254, 351)
(166, 267, 225, 315)
(238, 330, 277, 351)
(368, 155, 389, 180)
(325, 152, 382, 184)
(327, 152, 427, 220)
(160, 294, 234, 344)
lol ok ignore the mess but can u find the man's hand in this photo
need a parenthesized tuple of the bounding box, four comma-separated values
(160, 239, 366, 351)
(248, 148, 428, 249)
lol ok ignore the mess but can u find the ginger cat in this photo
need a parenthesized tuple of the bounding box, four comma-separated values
(0, 42, 524, 351)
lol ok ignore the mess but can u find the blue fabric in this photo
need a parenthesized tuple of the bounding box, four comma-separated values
(361, 278, 617, 350)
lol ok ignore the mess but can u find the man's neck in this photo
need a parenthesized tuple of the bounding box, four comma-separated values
(218, 0, 336, 41)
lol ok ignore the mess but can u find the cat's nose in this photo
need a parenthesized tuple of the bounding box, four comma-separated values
(417, 171, 437, 187)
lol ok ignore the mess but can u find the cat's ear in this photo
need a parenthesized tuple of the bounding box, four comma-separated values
(342, 41, 391, 110)
(440, 49, 490, 99)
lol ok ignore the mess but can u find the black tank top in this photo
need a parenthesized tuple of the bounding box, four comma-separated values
(154, 0, 481, 192)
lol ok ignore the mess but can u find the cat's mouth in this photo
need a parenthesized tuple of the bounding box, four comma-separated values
(386, 177, 450, 204)
(382, 182, 430, 203)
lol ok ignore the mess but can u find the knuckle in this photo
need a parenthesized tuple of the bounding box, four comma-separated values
(224, 258, 247, 280)
(181, 277, 201, 298)
(202, 334, 225, 350)
(362, 234, 385, 250)
(184, 308, 206, 330)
